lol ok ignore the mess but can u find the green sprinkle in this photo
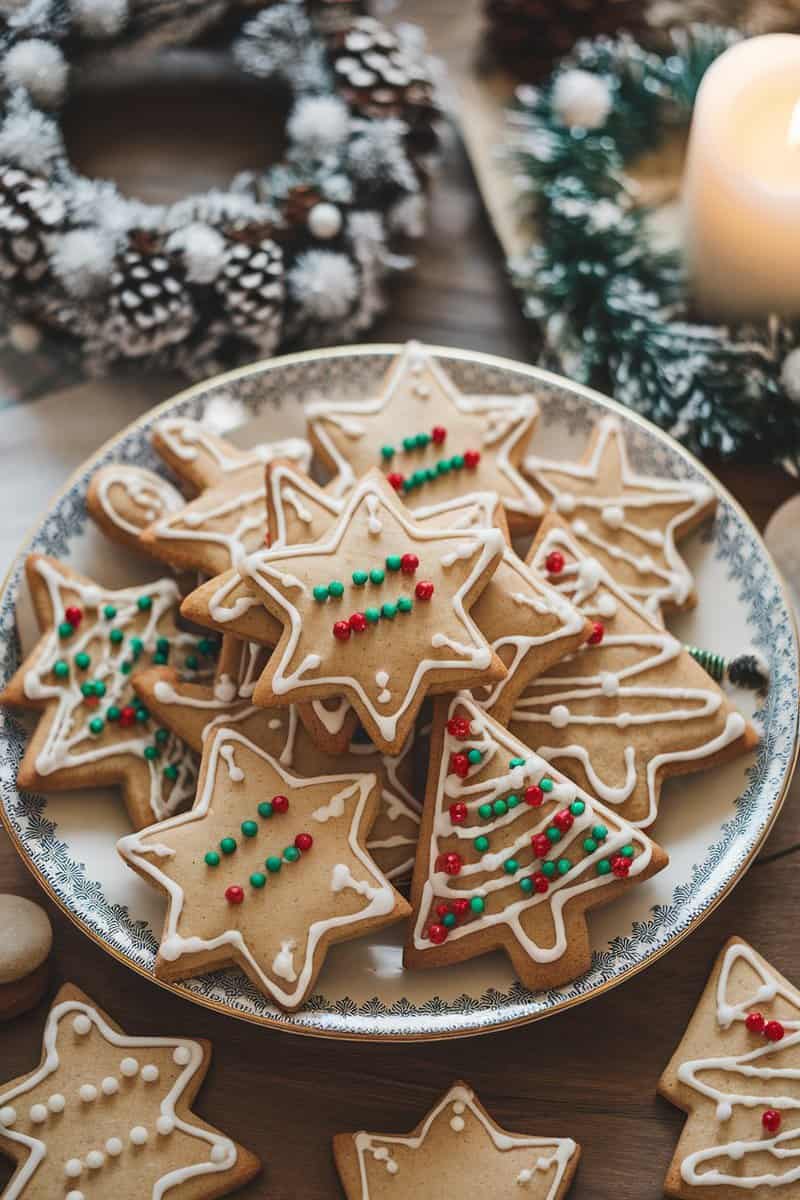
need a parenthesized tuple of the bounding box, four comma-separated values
(442, 911, 456, 928)
(412, 469, 427, 487)
(451, 454, 464, 469)
(136, 706, 149, 723)
(80, 682, 95, 697)
(583, 837, 598, 854)
(198, 638, 216, 657)
(519, 876, 534, 894)
(53, 660, 69, 679)
(156, 637, 170, 655)
(155, 728, 169, 745)
(328, 580, 345, 598)
(402, 478, 415, 493)
(621, 844, 635, 859)
(385, 555, 402, 572)
(284, 846, 301, 863)
(137, 595, 152, 611)
(467, 749, 482, 764)
(592, 824, 608, 842)
(143, 745, 159, 760)
(474, 835, 490, 853)
(365, 607, 380, 624)
(352, 570, 368, 586)
(557, 858, 571, 875)
(258, 801, 273, 819)
(241, 820, 258, 838)
(93, 681, 106, 698)
(152, 653, 168, 666)
(89, 717, 104, 735)
(120, 661, 133, 675)
(507, 794, 520, 809)
(204, 851, 220, 867)
(397, 596, 413, 613)
(220, 837, 237, 855)
(540, 777, 554, 792)
(369, 568, 385, 585)
(381, 445, 395, 461)
(163, 764, 178, 781)
(402, 436, 417, 452)
(470, 896, 485, 913)
(109, 628, 124, 645)
(415, 432, 430, 448)
(58, 621, 74, 639)
(74, 652, 90, 670)
(129, 636, 143, 658)
(541, 861, 557, 878)
(546, 826, 561, 843)
(492, 798, 508, 817)
(265, 855, 282, 873)
(381, 602, 397, 619)
(313, 585, 329, 602)
(478, 803, 493, 820)
(436, 459, 451, 475)
(425, 468, 437, 482)
(185, 655, 199, 671)
(103, 604, 117, 620)
(106, 706, 120, 722)
(597, 859, 611, 875)
(509, 757, 526, 768)
(503, 858, 519, 875)
(570, 799, 586, 816)
(250, 872, 266, 889)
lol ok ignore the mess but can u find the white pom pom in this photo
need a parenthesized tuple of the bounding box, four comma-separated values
(288, 250, 358, 322)
(9, 321, 41, 353)
(4, 40, 68, 108)
(0, 101, 62, 173)
(551, 69, 612, 130)
(51, 229, 117, 298)
(166, 223, 226, 284)
(287, 96, 350, 154)
(71, 0, 129, 37)
(307, 202, 342, 240)
(781, 347, 800, 402)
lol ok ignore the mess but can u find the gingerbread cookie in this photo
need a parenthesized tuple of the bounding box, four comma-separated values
(404, 693, 667, 990)
(86, 465, 184, 554)
(509, 517, 758, 828)
(0, 983, 260, 1198)
(132, 637, 422, 883)
(522, 413, 717, 618)
(305, 340, 544, 533)
(151, 414, 310, 495)
(237, 469, 507, 755)
(333, 1080, 580, 1199)
(0, 896, 52, 1022)
(0, 555, 213, 829)
(659, 938, 800, 1197)
(117, 725, 411, 1010)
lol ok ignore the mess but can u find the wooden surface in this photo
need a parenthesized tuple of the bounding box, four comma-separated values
(2, 3, 799, 1197)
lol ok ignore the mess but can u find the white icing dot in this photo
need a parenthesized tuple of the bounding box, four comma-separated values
(550, 704, 570, 729)
(450, 1115, 465, 1131)
(79, 1085, 97, 1103)
(105, 1137, 123, 1157)
(639, 554, 654, 573)
(141, 1064, 159, 1083)
(387, 1160, 399, 1175)
(554, 492, 576, 514)
(172, 1046, 191, 1066)
(517, 1167, 533, 1185)
(156, 1115, 175, 1136)
(0, 1106, 16, 1126)
(616, 712, 632, 729)
(29, 1104, 47, 1124)
(86, 1150, 105, 1170)
(716, 1101, 732, 1121)
(101, 1077, 118, 1096)
(65, 1158, 83, 1178)
(596, 592, 617, 618)
(572, 518, 590, 537)
(47, 1094, 65, 1114)
(211, 1141, 233, 1164)
(72, 1014, 92, 1036)
(120, 1057, 139, 1077)
(601, 504, 624, 529)
(453, 1101, 465, 1113)
(600, 671, 619, 697)
(129, 1125, 148, 1146)
(66, 1192, 85, 1200)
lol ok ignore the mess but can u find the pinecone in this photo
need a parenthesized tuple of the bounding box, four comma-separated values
(0, 167, 65, 285)
(216, 227, 285, 354)
(328, 17, 439, 158)
(484, 0, 646, 80)
(106, 230, 195, 358)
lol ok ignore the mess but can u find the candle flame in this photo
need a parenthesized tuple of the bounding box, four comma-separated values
(788, 98, 800, 148)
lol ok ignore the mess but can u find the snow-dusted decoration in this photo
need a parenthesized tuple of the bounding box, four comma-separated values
(0, 2, 444, 377)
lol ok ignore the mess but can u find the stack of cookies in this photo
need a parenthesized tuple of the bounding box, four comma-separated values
(2, 341, 759, 1015)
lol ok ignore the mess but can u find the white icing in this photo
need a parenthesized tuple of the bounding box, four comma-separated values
(155, 416, 310, 477)
(365, 494, 383, 535)
(272, 939, 297, 983)
(312, 781, 358, 823)
(219, 743, 244, 782)
(94, 465, 182, 538)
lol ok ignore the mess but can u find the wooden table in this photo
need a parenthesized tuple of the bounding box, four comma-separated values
(2, 3, 799, 1196)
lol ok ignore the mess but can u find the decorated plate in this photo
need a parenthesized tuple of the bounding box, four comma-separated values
(1, 345, 797, 1040)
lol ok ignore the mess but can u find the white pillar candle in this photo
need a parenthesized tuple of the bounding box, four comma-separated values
(683, 34, 800, 322)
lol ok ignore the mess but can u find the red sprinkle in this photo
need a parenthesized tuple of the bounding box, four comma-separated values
(525, 785, 544, 807)
(225, 885, 244, 905)
(453, 898, 470, 916)
(588, 621, 605, 645)
(554, 809, 574, 834)
(545, 551, 565, 575)
(428, 923, 448, 944)
(611, 855, 630, 878)
(119, 705, 136, 728)
(415, 580, 434, 601)
(435, 902, 451, 919)
(765, 1020, 786, 1043)
(745, 1012, 765, 1034)
(446, 716, 471, 739)
(449, 802, 468, 825)
(333, 620, 351, 641)
(65, 606, 83, 627)
(532, 832, 550, 860)
(272, 794, 289, 814)
(387, 472, 404, 491)
(431, 425, 447, 444)
(533, 872, 550, 894)
(264, 530, 271, 547)
(349, 612, 367, 633)
(450, 752, 470, 778)
(400, 553, 419, 574)
(294, 832, 313, 852)
(436, 852, 463, 876)
(83, 695, 100, 709)
(464, 449, 480, 469)
(762, 1109, 782, 1134)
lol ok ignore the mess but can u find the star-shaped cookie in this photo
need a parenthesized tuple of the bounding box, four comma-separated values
(509, 517, 758, 827)
(0, 983, 260, 1199)
(117, 725, 410, 1011)
(522, 413, 717, 618)
(0, 555, 215, 828)
(151, 414, 311, 495)
(236, 469, 507, 754)
(334, 1081, 580, 1199)
(86, 464, 184, 555)
(405, 693, 667, 990)
(659, 938, 800, 1197)
(305, 340, 544, 533)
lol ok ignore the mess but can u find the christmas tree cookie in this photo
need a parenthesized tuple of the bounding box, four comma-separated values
(86, 464, 184, 555)
(522, 413, 717, 618)
(305, 340, 544, 533)
(334, 1080, 580, 1199)
(0, 555, 215, 829)
(405, 693, 667, 990)
(659, 938, 800, 1196)
(0, 983, 260, 1198)
(236, 469, 507, 755)
(132, 636, 422, 884)
(509, 517, 758, 828)
(117, 726, 411, 1010)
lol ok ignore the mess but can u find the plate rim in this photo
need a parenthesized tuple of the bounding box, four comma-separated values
(2, 340, 798, 1043)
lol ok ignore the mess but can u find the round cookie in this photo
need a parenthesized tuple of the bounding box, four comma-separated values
(0, 895, 52, 1020)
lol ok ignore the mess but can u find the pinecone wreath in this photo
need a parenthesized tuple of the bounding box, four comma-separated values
(484, 0, 646, 80)
(0, 167, 64, 285)
(215, 227, 285, 354)
(328, 17, 440, 158)
(106, 231, 194, 358)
